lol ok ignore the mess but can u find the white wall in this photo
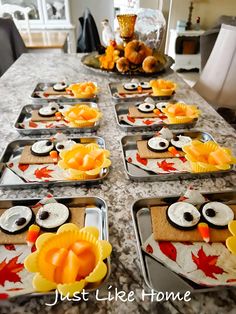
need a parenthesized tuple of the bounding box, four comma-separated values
(168, 0, 236, 31)
(70, 0, 114, 40)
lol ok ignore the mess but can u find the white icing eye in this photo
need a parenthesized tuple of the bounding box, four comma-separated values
(53, 83, 68, 92)
(38, 104, 59, 117)
(147, 137, 169, 152)
(155, 102, 168, 110)
(170, 135, 192, 149)
(138, 103, 155, 113)
(201, 202, 234, 228)
(0, 206, 33, 234)
(167, 202, 200, 230)
(58, 104, 72, 113)
(31, 140, 54, 156)
(55, 140, 76, 152)
(139, 81, 151, 89)
(123, 83, 138, 91)
(36, 203, 70, 230)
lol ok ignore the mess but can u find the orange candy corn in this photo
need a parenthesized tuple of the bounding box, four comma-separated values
(168, 146, 180, 157)
(50, 150, 58, 162)
(26, 224, 40, 247)
(137, 86, 143, 93)
(198, 222, 210, 243)
(153, 109, 161, 116)
(55, 112, 62, 120)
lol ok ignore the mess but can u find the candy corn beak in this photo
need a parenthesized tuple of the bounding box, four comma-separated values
(26, 224, 40, 247)
(168, 146, 180, 157)
(198, 222, 210, 243)
(50, 150, 58, 162)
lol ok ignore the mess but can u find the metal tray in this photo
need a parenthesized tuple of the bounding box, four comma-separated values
(14, 102, 100, 135)
(0, 136, 109, 189)
(114, 102, 197, 132)
(108, 82, 174, 103)
(131, 190, 236, 294)
(0, 196, 110, 296)
(121, 131, 235, 181)
(30, 82, 98, 103)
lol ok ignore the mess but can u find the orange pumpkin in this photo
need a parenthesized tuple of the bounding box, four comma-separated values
(124, 40, 152, 65)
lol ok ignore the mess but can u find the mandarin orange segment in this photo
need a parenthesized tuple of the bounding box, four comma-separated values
(209, 148, 232, 165)
(77, 251, 96, 278)
(82, 154, 96, 170)
(61, 250, 80, 284)
(50, 248, 68, 267)
(71, 241, 92, 256)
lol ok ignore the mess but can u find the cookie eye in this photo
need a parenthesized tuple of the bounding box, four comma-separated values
(155, 102, 168, 110)
(167, 202, 200, 230)
(123, 83, 138, 91)
(139, 81, 151, 89)
(53, 83, 68, 92)
(138, 102, 155, 113)
(58, 104, 72, 113)
(36, 203, 70, 231)
(31, 140, 54, 156)
(55, 140, 76, 152)
(147, 137, 169, 152)
(201, 202, 234, 229)
(0, 206, 34, 234)
(38, 104, 58, 117)
(170, 135, 192, 149)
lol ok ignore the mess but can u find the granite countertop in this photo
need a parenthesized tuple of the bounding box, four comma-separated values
(0, 53, 236, 314)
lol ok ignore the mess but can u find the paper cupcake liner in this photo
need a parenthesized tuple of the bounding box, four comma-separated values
(189, 161, 218, 173)
(166, 116, 194, 124)
(152, 88, 175, 96)
(37, 230, 103, 283)
(69, 121, 95, 128)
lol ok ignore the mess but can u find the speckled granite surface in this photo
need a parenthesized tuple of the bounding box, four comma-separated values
(0, 53, 236, 314)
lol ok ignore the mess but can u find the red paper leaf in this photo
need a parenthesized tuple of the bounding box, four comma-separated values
(34, 166, 53, 179)
(6, 287, 23, 291)
(29, 120, 38, 128)
(179, 156, 187, 163)
(31, 245, 36, 253)
(159, 115, 167, 120)
(143, 119, 154, 125)
(136, 153, 148, 166)
(146, 244, 153, 254)
(46, 123, 54, 129)
(127, 157, 132, 163)
(0, 293, 9, 299)
(8, 163, 13, 168)
(192, 247, 224, 279)
(157, 160, 177, 172)
(159, 241, 177, 262)
(182, 241, 193, 245)
(127, 116, 135, 123)
(4, 244, 16, 251)
(226, 279, 236, 283)
(0, 256, 24, 286)
(18, 164, 29, 172)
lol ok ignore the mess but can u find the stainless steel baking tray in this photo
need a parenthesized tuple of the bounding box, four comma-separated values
(0, 196, 110, 296)
(0, 136, 109, 189)
(108, 82, 174, 103)
(14, 102, 100, 135)
(121, 131, 235, 181)
(114, 102, 197, 132)
(30, 82, 98, 103)
(132, 190, 236, 294)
